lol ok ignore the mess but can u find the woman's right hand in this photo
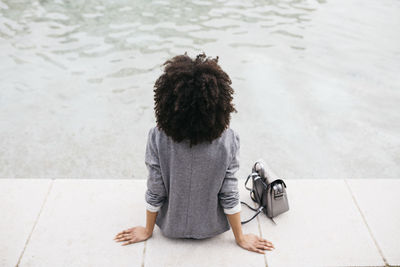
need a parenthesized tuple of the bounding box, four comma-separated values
(237, 234, 275, 254)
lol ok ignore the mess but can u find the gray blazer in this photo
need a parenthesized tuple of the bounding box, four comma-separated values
(144, 126, 241, 239)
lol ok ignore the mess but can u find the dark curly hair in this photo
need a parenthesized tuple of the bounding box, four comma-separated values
(153, 52, 237, 147)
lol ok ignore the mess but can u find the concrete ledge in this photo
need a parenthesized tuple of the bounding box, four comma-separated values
(259, 179, 383, 267)
(0, 179, 51, 267)
(19, 180, 147, 267)
(0, 178, 397, 267)
(347, 179, 400, 266)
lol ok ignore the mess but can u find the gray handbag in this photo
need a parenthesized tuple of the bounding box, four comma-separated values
(241, 159, 289, 224)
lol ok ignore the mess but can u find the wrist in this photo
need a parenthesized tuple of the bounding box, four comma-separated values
(145, 227, 153, 237)
(235, 234, 245, 244)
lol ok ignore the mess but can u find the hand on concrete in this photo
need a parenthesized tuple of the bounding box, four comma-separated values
(237, 234, 274, 254)
(114, 226, 152, 246)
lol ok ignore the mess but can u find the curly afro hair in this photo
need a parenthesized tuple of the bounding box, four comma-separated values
(153, 52, 237, 147)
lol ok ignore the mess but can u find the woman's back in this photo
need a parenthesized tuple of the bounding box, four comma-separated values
(145, 125, 241, 239)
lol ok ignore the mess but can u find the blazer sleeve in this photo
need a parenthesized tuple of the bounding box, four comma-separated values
(144, 127, 167, 212)
(218, 131, 241, 215)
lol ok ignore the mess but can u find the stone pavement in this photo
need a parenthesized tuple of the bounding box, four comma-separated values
(1, 178, 399, 267)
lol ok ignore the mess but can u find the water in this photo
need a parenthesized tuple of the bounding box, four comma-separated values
(1, 0, 399, 179)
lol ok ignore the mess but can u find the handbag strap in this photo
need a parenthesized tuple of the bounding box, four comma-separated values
(240, 201, 277, 225)
(244, 174, 253, 191)
(245, 173, 263, 202)
(240, 201, 264, 224)
(241, 173, 264, 224)
(240, 200, 258, 211)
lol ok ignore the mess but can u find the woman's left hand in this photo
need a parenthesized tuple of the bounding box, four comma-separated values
(114, 226, 152, 245)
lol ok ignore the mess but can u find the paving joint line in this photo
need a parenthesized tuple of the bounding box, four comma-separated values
(256, 213, 268, 267)
(16, 178, 55, 267)
(249, 197, 268, 267)
(344, 179, 389, 267)
(141, 239, 147, 267)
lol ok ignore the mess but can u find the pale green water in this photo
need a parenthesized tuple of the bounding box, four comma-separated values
(1, 0, 400, 178)
(0, 0, 322, 81)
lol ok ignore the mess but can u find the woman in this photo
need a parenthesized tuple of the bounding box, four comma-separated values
(114, 53, 274, 254)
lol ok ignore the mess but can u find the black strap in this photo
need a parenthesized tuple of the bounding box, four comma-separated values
(241, 173, 263, 224)
(240, 201, 258, 211)
(240, 201, 277, 225)
(240, 201, 264, 224)
(245, 173, 262, 203)
(250, 191, 257, 202)
(244, 174, 253, 191)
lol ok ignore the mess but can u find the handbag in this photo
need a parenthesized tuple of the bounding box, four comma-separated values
(241, 159, 289, 224)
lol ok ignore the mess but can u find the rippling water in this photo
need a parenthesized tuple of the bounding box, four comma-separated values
(1, 0, 400, 178)
(0, 0, 322, 81)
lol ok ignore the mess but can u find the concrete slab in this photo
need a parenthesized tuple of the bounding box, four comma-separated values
(259, 179, 384, 267)
(347, 179, 400, 266)
(0, 179, 51, 267)
(144, 184, 266, 267)
(19, 179, 147, 267)
(5, 178, 396, 267)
